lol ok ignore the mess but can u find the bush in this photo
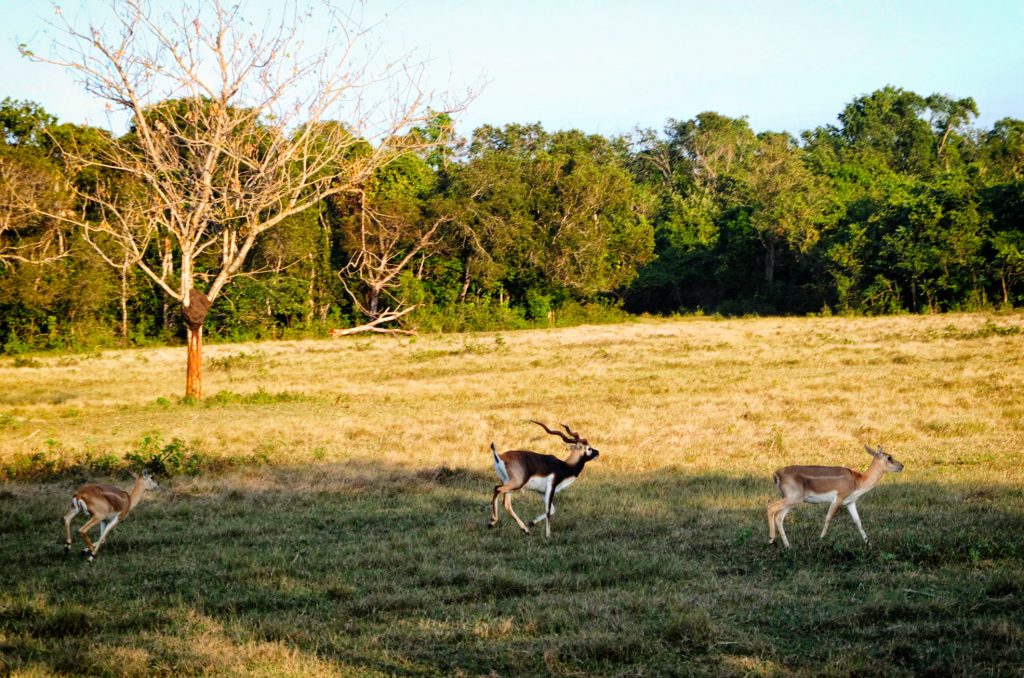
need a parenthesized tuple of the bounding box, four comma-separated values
(0, 433, 210, 480)
(123, 433, 208, 476)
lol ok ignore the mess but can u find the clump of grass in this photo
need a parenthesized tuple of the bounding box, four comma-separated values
(207, 350, 267, 372)
(944, 320, 1023, 339)
(199, 389, 310, 407)
(156, 389, 311, 408)
(409, 336, 504, 362)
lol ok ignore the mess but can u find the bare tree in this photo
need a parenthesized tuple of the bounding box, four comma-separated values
(0, 143, 70, 266)
(23, 0, 465, 397)
(333, 184, 451, 336)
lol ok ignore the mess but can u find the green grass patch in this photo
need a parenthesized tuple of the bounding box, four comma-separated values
(155, 389, 312, 409)
(1, 468, 1022, 676)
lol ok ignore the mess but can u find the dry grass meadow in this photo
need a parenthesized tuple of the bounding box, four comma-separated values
(1, 312, 1023, 676)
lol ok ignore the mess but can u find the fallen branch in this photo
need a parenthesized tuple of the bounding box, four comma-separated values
(329, 305, 419, 337)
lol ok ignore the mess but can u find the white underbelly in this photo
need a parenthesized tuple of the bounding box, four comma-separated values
(804, 491, 838, 504)
(843, 489, 866, 505)
(524, 475, 554, 494)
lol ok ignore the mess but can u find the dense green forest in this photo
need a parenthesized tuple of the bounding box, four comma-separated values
(1, 86, 1023, 353)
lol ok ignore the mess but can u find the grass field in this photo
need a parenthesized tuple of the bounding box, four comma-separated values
(1, 313, 1023, 676)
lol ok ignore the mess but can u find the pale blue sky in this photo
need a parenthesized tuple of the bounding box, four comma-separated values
(3, 0, 1022, 138)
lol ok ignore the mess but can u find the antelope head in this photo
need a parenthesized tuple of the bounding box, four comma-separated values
(529, 419, 600, 462)
(865, 444, 904, 472)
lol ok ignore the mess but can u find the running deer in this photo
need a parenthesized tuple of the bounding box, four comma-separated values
(489, 420, 600, 538)
(62, 470, 159, 561)
(767, 445, 904, 548)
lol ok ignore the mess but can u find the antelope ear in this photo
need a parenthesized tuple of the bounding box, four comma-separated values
(864, 444, 879, 458)
(129, 470, 139, 479)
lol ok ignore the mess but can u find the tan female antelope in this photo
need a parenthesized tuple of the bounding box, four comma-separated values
(489, 420, 600, 538)
(62, 470, 158, 561)
(767, 444, 904, 548)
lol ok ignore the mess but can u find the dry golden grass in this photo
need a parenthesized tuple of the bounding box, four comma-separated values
(1, 312, 1022, 486)
(2, 312, 1023, 676)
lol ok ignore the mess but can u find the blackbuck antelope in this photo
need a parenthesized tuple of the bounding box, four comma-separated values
(768, 445, 904, 548)
(489, 420, 600, 538)
(62, 470, 158, 561)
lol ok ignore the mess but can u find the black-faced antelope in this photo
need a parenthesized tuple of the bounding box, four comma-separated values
(62, 470, 158, 561)
(489, 420, 600, 538)
(767, 445, 904, 548)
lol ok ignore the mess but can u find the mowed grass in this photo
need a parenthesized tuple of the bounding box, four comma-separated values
(1, 313, 1023, 676)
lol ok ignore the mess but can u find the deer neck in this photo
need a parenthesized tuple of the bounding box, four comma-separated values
(857, 459, 887, 491)
(127, 478, 149, 512)
(562, 450, 588, 474)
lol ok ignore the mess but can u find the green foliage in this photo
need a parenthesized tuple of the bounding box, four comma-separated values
(0, 431, 212, 480)
(449, 124, 655, 311)
(2, 88, 1024, 349)
(123, 433, 207, 476)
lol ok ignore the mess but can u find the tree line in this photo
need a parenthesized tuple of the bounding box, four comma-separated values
(2, 84, 1023, 357)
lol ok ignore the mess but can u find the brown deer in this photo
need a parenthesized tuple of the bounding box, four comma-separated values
(768, 445, 904, 548)
(489, 420, 600, 538)
(62, 470, 159, 561)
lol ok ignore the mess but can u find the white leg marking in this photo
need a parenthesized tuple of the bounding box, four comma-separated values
(777, 506, 792, 548)
(846, 502, 868, 542)
(94, 515, 120, 551)
(543, 479, 555, 538)
(531, 502, 555, 525)
(820, 498, 843, 538)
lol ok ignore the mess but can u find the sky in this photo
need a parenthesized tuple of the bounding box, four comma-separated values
(3, 0, 1023, 139)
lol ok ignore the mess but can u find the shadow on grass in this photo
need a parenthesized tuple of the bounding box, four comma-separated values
(1, 463, 1023, 676)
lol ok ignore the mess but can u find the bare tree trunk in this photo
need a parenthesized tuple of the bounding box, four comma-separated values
(459, 260, 471, 302)
(162, 237, 174, 331)
(765, 240, 775, 285)
(182, 289, 211, 400)
(185, 324, 203, 399)
(368, 288, 380, 317)
(306, 255, 316, 326)
(119, 268, 130, 339)
(1002, 272, 1010, 306)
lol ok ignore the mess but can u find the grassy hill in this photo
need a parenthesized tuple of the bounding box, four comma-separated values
(1, 313, 1022, 676)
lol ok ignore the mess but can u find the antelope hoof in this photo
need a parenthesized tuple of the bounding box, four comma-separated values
(64, 543, 71, 554)
(520, 526, 530, 534)
(487, 521, 496, 529)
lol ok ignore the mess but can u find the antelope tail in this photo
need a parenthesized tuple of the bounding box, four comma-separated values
(772, 471, 782, 497)
(491, 443, 509, 484)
